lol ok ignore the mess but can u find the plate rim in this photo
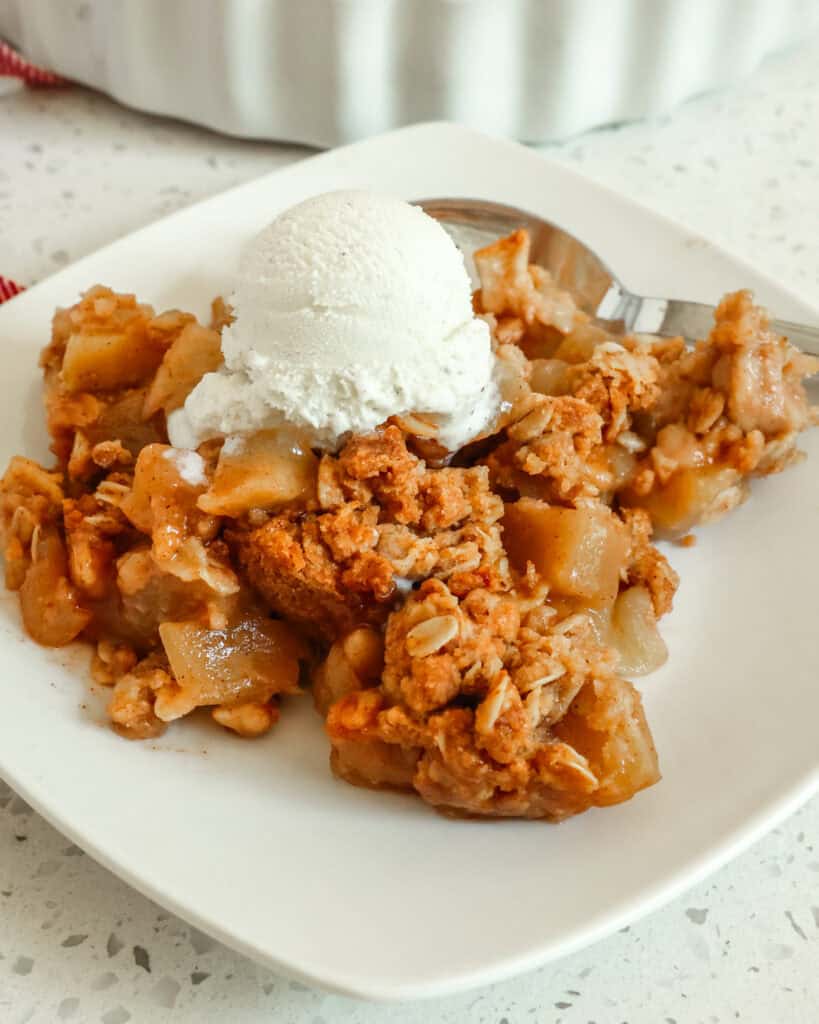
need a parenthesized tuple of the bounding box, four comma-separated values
(3, 742, 816, 1002)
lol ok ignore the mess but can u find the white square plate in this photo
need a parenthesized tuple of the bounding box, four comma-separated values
(0, 123, 816, 1001)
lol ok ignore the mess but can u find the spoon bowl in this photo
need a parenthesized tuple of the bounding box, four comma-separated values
(419, 197, 819, 356)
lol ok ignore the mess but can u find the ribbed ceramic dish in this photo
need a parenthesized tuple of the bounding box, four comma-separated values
(1, 0, 817, 146)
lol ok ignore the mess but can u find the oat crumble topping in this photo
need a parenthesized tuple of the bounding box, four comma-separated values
(1, 231, 815, 821)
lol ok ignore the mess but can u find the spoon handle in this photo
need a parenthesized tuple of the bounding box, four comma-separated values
(770, 317, 819, 357)
(619, 295, 819, 357)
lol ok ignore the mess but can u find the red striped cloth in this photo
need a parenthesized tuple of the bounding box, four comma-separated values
(0, 38, 67, 87)
(0, 276, 25, 304)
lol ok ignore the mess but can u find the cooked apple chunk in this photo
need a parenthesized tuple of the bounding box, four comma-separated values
(60, 286, 165, 393)
(198, 430, 318, 517)
(157, 612, 304, 720)
(20, 528, 92, 646)
(503, 498, 629, 606)
(143, 322, 223, 418)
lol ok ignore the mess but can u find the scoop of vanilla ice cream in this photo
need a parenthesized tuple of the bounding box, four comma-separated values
(168, 190, 500, 451)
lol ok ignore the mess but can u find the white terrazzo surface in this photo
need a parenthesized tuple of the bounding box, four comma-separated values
(1, 34, 818, 1024)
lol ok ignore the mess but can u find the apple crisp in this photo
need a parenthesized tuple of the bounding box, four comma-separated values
(1, 234, 815, 820)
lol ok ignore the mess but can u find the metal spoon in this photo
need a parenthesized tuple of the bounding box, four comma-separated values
(418, 197, 819, 356)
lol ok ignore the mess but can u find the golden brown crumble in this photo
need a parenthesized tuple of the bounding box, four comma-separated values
(0, 230, 815, 822)
(231, 426, 508, 638)
(326, 579, 657, 819)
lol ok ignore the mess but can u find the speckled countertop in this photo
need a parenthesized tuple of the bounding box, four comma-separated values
(1, 36, 818, 1024)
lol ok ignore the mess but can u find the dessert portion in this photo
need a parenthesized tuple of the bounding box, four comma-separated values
(1, 192, 816, 821)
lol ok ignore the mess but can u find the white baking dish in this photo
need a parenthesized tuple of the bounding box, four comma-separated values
(1, 0, 817, 147)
